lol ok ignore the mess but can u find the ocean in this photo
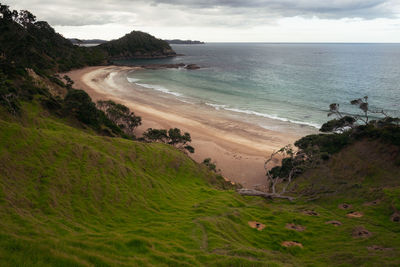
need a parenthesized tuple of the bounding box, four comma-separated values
(120, 43, 400, 130)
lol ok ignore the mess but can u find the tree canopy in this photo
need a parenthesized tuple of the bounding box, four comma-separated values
(143, 128, 195, 153)
(97, 100, 141, 137)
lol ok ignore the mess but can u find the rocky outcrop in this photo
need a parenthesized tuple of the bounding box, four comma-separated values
(186, 64, 201, 70)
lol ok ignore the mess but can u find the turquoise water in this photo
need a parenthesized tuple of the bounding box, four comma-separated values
(121, 43, 400, 129)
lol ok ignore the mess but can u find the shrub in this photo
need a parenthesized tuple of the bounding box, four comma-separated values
(0, 71, 20, 114)
(97, 100, 141, 137)
(143, 128, 195, 153)
(64, 89, 100, 127)
(202, 158, 217, 172)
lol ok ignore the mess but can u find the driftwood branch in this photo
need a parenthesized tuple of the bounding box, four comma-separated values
(237, 189, 295, 201)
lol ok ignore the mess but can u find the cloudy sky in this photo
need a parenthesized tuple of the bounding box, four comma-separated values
(4, 0, 400, 42)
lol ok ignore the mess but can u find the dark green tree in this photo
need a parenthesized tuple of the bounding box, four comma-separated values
(64, 89, 99, 126)
(97, 100, 141, 136)
(143, 127, 194, 153)
(0, 70, 19, 114)
(63, 75, 74, 89)
(319, 116, 356, 133)
(202, 158, 217, 172)
(0, 4, 12, 20)
(143, 128, 168, 142)
(17, 10, 36, 27)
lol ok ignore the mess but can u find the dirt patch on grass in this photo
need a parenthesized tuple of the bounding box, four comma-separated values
(281, 241, 303, 248)
(347, 211, 363, 218)
(352, 226, 372, 238)
(302, 210, 319, 216)
(286, 223, 306, 232)
(325, 220, 342, 226)
(363, 199, 381, 206)
(338, 203, 352, 210)
(248, 221, 265, 231)
(390, 212, 400, 222)
(367, 245, 394, 251)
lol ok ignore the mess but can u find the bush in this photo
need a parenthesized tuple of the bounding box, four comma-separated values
(0, 71, 20, 114)
(97, 100, 141, 136)
(64, 89, 100, 127)
(143, 128, 168, 142)
(295, 133, 351, 155)
(352, 123, 400, 146)
(202, 158, 216, 172)
(320, 116, 356, 133)
(143, 128, 195, 153)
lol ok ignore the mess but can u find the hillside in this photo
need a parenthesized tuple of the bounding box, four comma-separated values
(99, 31, 176, 60)
(0, 15, 105, 74)
(0, 5, 176, 74)
(1, 100, 400, 266)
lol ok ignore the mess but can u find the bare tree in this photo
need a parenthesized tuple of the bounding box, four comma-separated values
(238, 144, 321, 201)
(321, 96, 393, 133)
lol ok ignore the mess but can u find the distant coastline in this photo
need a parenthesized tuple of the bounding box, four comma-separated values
(165, 39, 205, 45)
(68, 38, 107, 46)
(68, 38, 206, 46)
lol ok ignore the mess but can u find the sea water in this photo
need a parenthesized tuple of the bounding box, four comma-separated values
(121, 43, 400, 129)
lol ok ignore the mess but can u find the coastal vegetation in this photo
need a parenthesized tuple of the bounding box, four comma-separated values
(97, 100, 142, 138)
(0, 4, 105, 74)
(0, 3, 176, 74)
(202, 158, 217, 172)
(247, 95, 400, 201)
(143, 128, 195, 154)
(1, 3, 400, 266)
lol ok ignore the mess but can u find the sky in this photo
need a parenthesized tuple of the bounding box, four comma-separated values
(3, 0, 400, 42)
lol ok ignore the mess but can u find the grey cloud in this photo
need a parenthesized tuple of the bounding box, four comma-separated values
(152, 0, 397, 19)
(2, 0, 400, 28)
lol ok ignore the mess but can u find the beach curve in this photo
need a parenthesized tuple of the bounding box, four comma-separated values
(65, 65, 315, 187)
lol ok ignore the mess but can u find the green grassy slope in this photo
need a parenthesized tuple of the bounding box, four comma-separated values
(1, 102, 400, 266)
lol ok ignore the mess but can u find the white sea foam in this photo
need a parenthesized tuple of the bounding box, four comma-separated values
(105, 72, 120, 91)
(136, 83, 183, 97)
(205, 103, 227, 110)
(126, 77, 320, 129)
(224, 108, 321, 129)
(127, 77, 140, 83)
(205, 103, 321, 129)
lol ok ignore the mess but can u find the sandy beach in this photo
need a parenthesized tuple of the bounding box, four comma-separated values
(65, 66, 316, 187)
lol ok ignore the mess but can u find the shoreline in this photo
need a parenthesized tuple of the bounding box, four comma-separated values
(65, 65, 316, 187)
